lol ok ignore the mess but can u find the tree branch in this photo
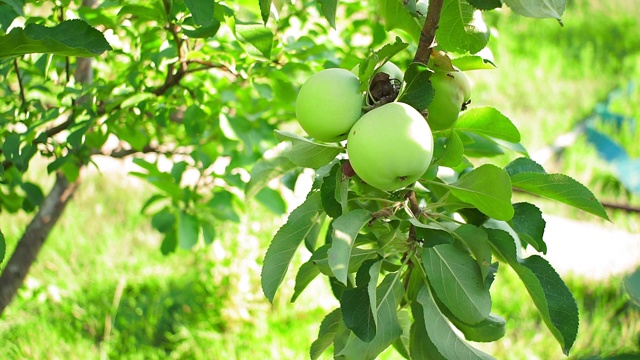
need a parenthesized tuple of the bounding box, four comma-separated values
(186, 59, 239, 78)
(13, 59, 26, 108)
(152, 24, 188, 96)
(0, 172, 80, 315)
(413, 0, 444, 65)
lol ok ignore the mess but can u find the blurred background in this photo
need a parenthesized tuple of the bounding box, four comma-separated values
(1, 0, 640, 359)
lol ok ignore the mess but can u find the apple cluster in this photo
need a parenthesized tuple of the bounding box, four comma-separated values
(295, 63, 471, 191)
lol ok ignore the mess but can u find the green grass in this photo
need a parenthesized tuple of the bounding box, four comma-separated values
(1, 172, 639, 359)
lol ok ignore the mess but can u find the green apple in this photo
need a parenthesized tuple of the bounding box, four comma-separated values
(426, 71, 466, 131)
(451, 70, 471, 103)
(295, 68, 363, 142)
(347, 102, 434, 191)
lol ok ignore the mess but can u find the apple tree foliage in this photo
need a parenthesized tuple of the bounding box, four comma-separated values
(256, 0, 610, 359)
(0, 0, 610, 358)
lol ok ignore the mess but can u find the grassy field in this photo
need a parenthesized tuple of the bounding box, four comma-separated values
(1, 172, 639, 360)
(2, 0, 640, 359)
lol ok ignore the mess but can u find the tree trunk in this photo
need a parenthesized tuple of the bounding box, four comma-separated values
(0, 172, 80, 314)
(0, 2, 97, 312)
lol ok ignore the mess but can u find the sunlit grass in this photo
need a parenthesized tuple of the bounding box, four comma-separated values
(1, 172, 639, 359)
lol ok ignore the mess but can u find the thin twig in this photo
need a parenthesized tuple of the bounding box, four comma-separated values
(186, 59, 239, 78)
(13, 59, 26, 107)
(413, 0, 444, 65)
(152, 24, 188, 96)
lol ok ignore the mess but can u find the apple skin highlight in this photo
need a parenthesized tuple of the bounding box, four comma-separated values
(295, 68, 363, 142)
(347, 102, 434, 191)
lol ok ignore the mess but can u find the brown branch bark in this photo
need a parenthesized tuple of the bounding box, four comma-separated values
(0, 0, 98, 315)
(413, 0, 444, 65)
(13, 59, 26, 108)
(152, 24, 188, 96)
(0, 172, 80, 314)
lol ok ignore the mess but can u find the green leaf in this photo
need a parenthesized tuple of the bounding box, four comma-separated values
(256, 187, 287, 215)
(259, 0, 272, 24)
(208, 190, 241, 222)
(0, 229, 5, 265)
(510, 202, 546, 253)
(456, 130, 504, 158)
(432, 131, 464, 167)
(275, 130, 343, 169)
(487, 228, 578, 355)
(521, 255, 579, 355)
(392, 309, 412, 359)
(261, 192, 324, 303)
(310, 309, 343, 360)
(437, 0, 490, 54)
(161, 230, 178, 255)
(0, 19, 112, 58)
(20, 182, 44, 208)
(184, 0, 215, 27)
(151, 208, 176, 233)
(451, 55, 497, 70)
(317, 0, 338, 28)
(320, 162, 343, 219)
(443, 164, 514, 221)
(455, 107, 521, 143)
(0, 0, 23, 16)
(451, 313, 507, 343)
(468, 0, 503, 11)
(182, 20, 221, 38)
(118, 3, 166, 23)
(455, 224, 492, 280)
(328, 209, 372, 285)
(507, 159, 609, 220)
(246, 155, 296, 199)
(398, 62, 434, 111)
(291, 260, 321, 302)
(377, 0, 422, 42)
(235, 23, 273, 59)
(422, 243, 492, 324)
(336, 273, 404, 360)
(410, 298, 447, 359)
(340, 260, 382, 342)
(624, 268, 640, 307)
(312, 244, 379, 276)
(178, 211, 200, 249)
(305, 216, 325, 252)
(504, 0, 565, 22)
(201, 221, 216, 245)
(411, 221, 454, 246)
(505, 157, 546, 176)
(416, 285, 495, 360)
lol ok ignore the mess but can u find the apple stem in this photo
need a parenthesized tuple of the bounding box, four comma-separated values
(413, 0, 444, 66)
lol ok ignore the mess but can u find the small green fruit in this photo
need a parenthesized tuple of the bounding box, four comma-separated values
(451, 70, 471, 103)
(295, 68, 363, 142)
(426, 71, 465, 131)
(347, 102, 434, 191)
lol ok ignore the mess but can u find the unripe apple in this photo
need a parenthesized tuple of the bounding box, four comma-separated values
(347, 102, 434, 191)
(426, 71, 465, 131)
(295, 68, 363, 142)
(451, 70, 471, 103)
